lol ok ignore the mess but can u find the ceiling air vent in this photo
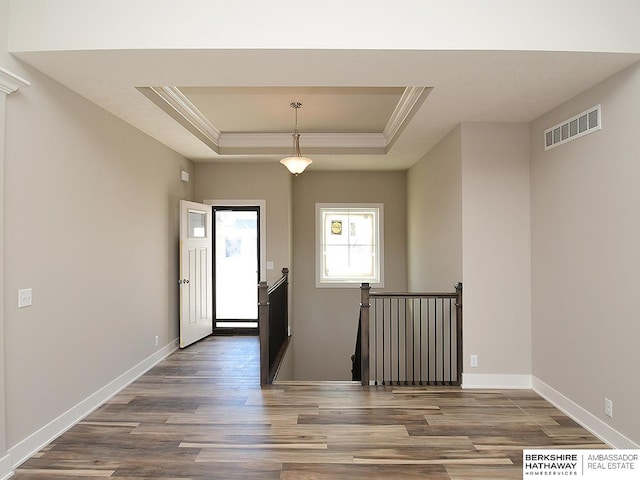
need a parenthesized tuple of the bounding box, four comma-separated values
(544, 105, 601, 150)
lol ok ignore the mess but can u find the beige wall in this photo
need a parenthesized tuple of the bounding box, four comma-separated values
(193, 162, 292, 286)
(0, 95, 6, 480)
(407, 122, 532, 381)
(461, 122, 532, 378)
(407, 125, 462, 291)
(530, 62, 640, 444)
(3, 57, 193, 458)
(291, 171, 407, 380)
(0, 86, 7, 464)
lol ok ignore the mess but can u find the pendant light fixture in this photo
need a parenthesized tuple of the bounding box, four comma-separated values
(280, 102, 313, 175)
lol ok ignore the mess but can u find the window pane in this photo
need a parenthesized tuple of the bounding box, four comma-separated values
(347, 245, 375, 277)
(317, 204, 382, 286)
(323, 245, 375, 279)
(188, 210, 206, 238)
(348, 213, 374, 246)
(324, 213, 349, 246)
(323, 245, 350, 278)
(214, 210, 258, 320)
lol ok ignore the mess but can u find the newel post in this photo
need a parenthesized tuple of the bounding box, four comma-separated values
(360, 283, 371, 386)
(282, 267, 289, 334)
(258, 281, 269, 385)
(455, 282, 463, 385)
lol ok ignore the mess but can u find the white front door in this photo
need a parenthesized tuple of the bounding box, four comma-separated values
(179, 200, 213, 348)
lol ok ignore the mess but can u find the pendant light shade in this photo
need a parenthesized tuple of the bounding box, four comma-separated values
(280, 102, 313, 175)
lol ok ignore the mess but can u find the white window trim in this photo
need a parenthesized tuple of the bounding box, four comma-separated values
(315, 203, 384, 289)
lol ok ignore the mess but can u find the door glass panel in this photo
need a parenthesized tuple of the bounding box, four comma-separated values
(215, 209, 258, 323)
(188, 210, 207, 238)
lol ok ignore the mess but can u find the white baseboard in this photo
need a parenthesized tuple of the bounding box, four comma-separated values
(462, 373, 532, 389)
(0, 454, 13, 480)
(532, 377, 639, 449)
(7, 339, 179, 471)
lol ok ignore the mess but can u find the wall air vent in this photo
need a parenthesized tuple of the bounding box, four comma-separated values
(544, 105, 601, 150)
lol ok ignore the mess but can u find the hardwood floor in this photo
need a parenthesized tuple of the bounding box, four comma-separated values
(13, 336, 606, 479)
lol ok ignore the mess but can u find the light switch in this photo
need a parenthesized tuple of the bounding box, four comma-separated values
(18, 288, 33, 308)
(266, 261, 274, 270)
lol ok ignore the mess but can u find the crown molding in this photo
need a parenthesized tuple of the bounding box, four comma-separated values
(383, 86, 430, 145)
(141, 85, 426, 155)
(0, 66, 30, 95)
(219, 132, 386, 149)
(138, 86, 221, 152)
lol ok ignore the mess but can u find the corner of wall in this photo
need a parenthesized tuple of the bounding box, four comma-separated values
(529, 62, 640, 448)
(0, 454, 12, 480)
(7, 340, 178, 470)
(406, 124, 463, 292)
(533, 377, 639, 449)
(460, 122, 532, 378)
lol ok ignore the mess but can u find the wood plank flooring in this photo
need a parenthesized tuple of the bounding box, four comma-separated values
(13, 336, 607, 479)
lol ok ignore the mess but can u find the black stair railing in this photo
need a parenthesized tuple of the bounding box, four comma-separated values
(258, 268, 290, 385)
(355, 283, 462, 386)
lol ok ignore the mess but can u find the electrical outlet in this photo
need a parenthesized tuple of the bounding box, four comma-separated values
(604, 398, 613, 418)
(154, 335, 159, 347)
(470, 354, 478, 368)
(18, 288, 33, 308)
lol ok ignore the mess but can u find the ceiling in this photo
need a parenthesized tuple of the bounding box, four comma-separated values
(180, 87, 405, 133)
(13, 48, 640, 170)
(137, 85, 428, 157)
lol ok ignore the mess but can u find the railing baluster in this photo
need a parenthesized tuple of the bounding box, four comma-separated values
(426, 297, 430, 385)
(389, 298, 393, 385)
(389, 298, 392, 386)
(434, 298, 438, 385)
(419, 298, 423, 385)
(442, 298, 446, 384)
(449, 298, 453, 385)
(404, 298, 408, 385)
(380, 298, 383, 385)
(396, 297, 400, 385)
(441, 297, 445, 385)
(443, 298, 446, 385)
(373, 298, 378, 385)
(387, 299, 391, 386)
(411, 298, 415, 385)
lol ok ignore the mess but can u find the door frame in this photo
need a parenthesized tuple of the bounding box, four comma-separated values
(205, 199, 266, 333)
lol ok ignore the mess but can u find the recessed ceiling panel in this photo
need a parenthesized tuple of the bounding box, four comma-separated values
(180, 86, 405, 133)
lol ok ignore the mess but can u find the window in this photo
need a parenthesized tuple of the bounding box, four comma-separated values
(316, 203, 384, 288)
(188, 210, 207, 238)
